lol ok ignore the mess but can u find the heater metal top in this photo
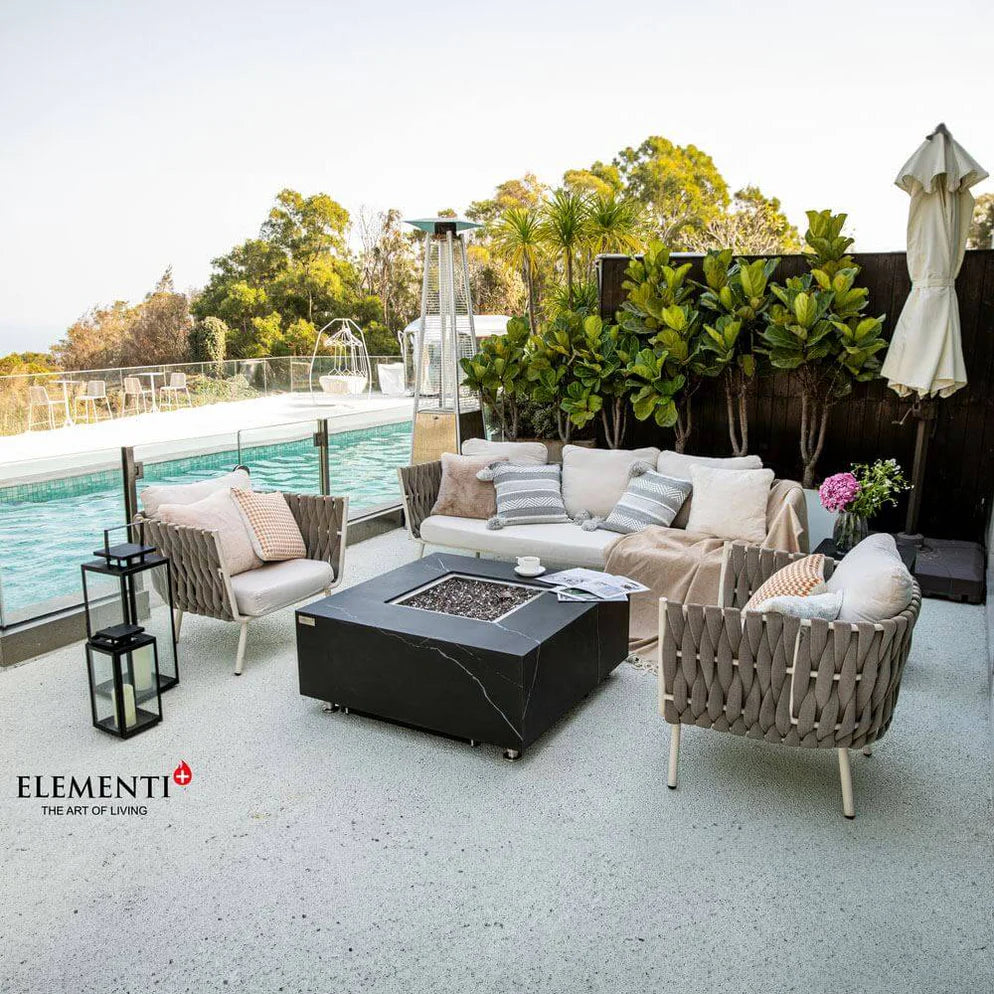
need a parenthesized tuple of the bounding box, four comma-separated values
(405, 217, 481, 235)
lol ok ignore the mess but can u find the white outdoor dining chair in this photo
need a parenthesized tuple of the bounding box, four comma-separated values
(159, 371, 192, 408)
(27, 385, 60, 430)
(75, 380, 113, 422)
(121, 376, 151, 415)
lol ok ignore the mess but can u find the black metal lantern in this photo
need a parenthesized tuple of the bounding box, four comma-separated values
(86, 622, 163, 738)
(81, 525, 179, 691)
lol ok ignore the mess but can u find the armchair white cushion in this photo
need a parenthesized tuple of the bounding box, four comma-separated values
(825, 533, 915, 623)
(230, 559, 335, 617)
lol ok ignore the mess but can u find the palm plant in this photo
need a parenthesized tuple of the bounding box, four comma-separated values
(494, 207, 542, 334)
(585, 194, 644, 262)
(540, 189, 590, 309)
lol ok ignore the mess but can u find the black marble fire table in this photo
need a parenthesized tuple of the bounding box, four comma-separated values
(295, 553, 629, 759)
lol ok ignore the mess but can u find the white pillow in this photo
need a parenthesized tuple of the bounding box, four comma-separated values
(156, 488, 262, 575)
(560, 445, 660, 518)
(686, 466, 775, 544)
(752, 590, 843, 620)
(461, 438, 548, 465)
(656, 450, 763, 481)
(141, 469, 252, 516)
(825, 533, 915, 623)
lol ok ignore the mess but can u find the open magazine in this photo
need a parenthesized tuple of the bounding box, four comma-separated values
(536, 567, 650, 603)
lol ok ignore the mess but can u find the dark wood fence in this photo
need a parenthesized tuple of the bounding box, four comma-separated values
(596, 250, 994, 543)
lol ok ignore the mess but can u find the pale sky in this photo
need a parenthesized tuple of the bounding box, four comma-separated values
(1, 0, 991, 353)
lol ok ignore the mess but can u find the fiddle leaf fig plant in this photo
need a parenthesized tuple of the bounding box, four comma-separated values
(459, 315, 530, 439)
(698, 249, 780, 454)
(627, 348, 685, 428)
(618, 241, 694, 337)
(761, 210, 887, 487)
(524, 311, 588, 443)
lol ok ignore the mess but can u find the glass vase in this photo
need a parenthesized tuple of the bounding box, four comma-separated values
(833, 511, 869, 554)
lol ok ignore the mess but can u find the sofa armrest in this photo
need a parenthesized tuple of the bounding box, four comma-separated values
(138, 516, 236, 622)
(397, 461, 442, 540)
(283, 493, 348, 582)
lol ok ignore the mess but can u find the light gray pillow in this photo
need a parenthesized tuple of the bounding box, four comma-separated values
(476, 462, 570, 529)
(750, 591, 843, 620)
(686, 465, 774, 544)
(656, 452, 764, 528)
(586, 464, 691, 535)
(462, 438, 548, 465)
(141, 468, 251, 516)
(825, 533, 914, 623)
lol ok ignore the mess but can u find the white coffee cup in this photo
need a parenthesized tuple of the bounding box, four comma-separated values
(517, 556, 541, 571)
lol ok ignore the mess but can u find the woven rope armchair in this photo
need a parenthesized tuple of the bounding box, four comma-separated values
(660, 541, 922, 818)
(140, 493, 348, 675)
(397, 461, 443, 553)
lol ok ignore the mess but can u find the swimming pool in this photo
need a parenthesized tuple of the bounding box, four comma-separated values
(0, 420, 412, 623)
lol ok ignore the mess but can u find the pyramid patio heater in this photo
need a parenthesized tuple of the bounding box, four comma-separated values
(406, 217, 484, 464)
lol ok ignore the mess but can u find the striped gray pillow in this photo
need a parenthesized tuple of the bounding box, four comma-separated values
(477, 462, 570, 529)
(594, 466, 692, 535)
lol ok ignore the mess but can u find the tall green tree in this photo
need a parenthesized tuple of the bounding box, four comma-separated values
(613, 136, 729, 244)
(466, 174, 547, 228)
(684, 186, 801, 254)
(967, 192, 994, 249)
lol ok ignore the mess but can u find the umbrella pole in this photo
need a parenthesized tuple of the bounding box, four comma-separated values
(902, 399, 936, 541)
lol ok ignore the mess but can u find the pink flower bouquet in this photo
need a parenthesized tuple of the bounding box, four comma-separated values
(819, 472, 860, 513)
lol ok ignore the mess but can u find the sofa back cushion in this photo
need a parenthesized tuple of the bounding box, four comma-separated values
(824, 533, 915, 623)
(461, 438, 548, 465)
(230, 489, 307, 562)
(141, 469, 251, 517)
(561, 445, 660, 518)
(656, 452, 764, 528)
(430, 453, 507, 520)
(686, 466, 775, 544)
(156, 488, 263, 576)
(477, 462, 570, 528)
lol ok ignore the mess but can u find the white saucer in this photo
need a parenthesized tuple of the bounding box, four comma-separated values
(514, 565, 546, 578)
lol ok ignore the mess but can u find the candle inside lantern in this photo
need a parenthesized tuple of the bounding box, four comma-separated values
(123, 683, 137, 728)
(133, 646, 154, 693)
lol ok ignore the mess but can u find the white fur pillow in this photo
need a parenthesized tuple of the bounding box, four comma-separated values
(686, 466, 775, 544)
(825, 533, 915, 623)
(751, 591, 843, 620)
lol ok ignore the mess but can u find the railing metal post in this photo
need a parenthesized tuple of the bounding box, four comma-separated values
(314, 419, 330, 496)
(121, 446, 143, 523)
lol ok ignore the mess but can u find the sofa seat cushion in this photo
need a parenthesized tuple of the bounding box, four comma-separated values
(419, 516, 620, 569)
(230, 558, 334, 617)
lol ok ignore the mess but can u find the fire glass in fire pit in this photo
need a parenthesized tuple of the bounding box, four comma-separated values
(392, 575, 542, 622)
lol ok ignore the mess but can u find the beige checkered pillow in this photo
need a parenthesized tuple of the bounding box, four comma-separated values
(230, 489, 306, 562)
(743, 553, 826, 613)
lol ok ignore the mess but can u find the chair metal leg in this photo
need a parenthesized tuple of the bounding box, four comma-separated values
(862, 744, 873, 757)
(234, 622, 249, 675)
(837, 748, 855, 819)
(418, 543, 426, 558)
(667, 724, 681, 789)
(173, 609, 184, 641)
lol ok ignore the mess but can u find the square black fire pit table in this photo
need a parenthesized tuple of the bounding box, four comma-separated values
(295, 553, 629, 759)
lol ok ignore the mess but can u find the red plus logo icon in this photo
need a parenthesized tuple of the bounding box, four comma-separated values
(172, 761, 192, 787)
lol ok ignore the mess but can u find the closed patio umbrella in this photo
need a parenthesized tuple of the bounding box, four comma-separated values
(882, 123, 987, 535)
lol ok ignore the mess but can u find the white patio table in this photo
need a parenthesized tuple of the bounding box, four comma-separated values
(136, 371, 165, 412)
(52, 379, 77, 426)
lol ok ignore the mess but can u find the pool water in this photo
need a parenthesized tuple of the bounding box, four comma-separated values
(0, 421, 411, 622)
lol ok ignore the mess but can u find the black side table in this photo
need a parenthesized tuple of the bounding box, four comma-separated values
(815, 535, 918, 572)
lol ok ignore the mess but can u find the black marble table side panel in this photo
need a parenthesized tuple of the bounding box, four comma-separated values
(297, 617, 525, 749)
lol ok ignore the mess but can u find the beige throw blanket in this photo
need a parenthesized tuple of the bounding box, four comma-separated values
(606, 480, 808, 655)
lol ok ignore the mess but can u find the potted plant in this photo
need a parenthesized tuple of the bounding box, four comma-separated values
(697, 250, 779, 455)
(524, 310, 588, 446)
(819, 459, 910, 552)
(460, 316, 530, 439)
(760, 210, 888, 487)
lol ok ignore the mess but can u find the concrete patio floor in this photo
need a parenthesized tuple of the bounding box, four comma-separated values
(1, 527, 992, 993)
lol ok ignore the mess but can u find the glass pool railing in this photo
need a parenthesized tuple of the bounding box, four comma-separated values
(0, 418, 412, 628)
